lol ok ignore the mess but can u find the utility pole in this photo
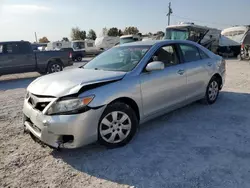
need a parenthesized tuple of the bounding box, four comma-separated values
(34, 32, 38, 43)
(167, 2, 173, 26)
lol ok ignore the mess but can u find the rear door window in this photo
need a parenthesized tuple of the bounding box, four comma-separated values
(179, 44, 201, 62)
(5, 43, 20, 54)
(19, 42, 31, 54)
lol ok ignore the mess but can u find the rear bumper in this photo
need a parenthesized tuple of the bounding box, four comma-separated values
(23, 98, 105, 149)
(64, 59, 73, 67)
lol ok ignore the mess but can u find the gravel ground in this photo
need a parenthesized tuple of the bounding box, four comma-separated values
(1, 59, 250, 188)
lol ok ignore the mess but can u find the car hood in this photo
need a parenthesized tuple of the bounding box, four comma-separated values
(27, 68, 126, 97)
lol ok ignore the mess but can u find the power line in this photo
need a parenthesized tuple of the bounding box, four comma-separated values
(172, 14, 232, 27)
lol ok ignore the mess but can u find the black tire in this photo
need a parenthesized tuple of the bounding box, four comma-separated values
(204, 77, 220, 105)
(76, 56, 82, 62)
(47, 61, 63, 73)
(98, 102, 138, 148)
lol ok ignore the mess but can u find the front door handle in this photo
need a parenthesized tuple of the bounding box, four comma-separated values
(177, 69, 185, 75)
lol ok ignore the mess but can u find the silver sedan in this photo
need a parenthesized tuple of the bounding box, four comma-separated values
(23, 40, 226, 149)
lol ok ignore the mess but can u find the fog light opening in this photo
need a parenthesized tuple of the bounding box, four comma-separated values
(62, 135, 74, 144)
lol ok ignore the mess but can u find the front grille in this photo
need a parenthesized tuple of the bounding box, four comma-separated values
(28, 93, 55, 112)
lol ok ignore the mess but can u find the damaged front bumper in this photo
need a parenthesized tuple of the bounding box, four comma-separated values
(23, 98, 105, 149)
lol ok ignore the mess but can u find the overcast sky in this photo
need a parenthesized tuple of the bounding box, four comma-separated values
(0, 0, 249, 42)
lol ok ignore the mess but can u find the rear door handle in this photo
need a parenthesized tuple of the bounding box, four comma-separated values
(177, 70, 185, 75)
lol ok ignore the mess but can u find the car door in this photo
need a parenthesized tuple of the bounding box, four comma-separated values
(0, 42, 35, 74)
(140, 44, 187, 117)
(0, 43, 20, 74)
(18, 42, 36, 72)
(178, 43, 211, 100)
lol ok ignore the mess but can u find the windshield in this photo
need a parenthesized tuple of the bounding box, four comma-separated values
(72, 42, 85, 50)
(84, 45, 151, 72)
(120, 37, 137, 44)
(165, 28, 189, 40)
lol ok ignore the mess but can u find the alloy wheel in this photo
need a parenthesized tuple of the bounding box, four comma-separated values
(99, 111, 132, 144)
(50, 64, 61, 72)
(208, 80, 219, 101)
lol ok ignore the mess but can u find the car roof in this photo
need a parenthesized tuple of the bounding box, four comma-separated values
(118, 39, 216, 58)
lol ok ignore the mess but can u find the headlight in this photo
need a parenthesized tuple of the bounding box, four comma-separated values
(47, 95, 94, 115)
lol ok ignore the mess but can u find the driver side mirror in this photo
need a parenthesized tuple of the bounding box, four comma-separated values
(146, 61, 165, 72)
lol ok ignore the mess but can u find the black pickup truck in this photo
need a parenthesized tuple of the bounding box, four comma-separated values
(0, 41, 73, 75)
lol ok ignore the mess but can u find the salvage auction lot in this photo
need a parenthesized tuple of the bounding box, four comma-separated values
(1, 59, 250, 188)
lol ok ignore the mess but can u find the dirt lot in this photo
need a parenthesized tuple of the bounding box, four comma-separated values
(1, 59, 250, 188)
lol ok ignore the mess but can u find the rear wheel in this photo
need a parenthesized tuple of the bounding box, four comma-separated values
(47, 62, 63, 73)
(98, 102, 138, 148)
(204, 77, 220, 104)
(237, 54, 242, 61)
(76, 56, 82, 62)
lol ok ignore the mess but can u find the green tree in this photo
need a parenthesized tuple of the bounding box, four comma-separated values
(87, 29, 97, 40)
(107, 27, 119, 37)
(62, 37, 69, 42)
(39, 37, 49, 43)
(71, 27, 86, 40)
(81, 31, 86, 40)
(123, 27, 139, 35)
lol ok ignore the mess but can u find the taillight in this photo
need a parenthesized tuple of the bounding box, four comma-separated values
(241, 44, 244, 49)
(69, 52, 72, 58)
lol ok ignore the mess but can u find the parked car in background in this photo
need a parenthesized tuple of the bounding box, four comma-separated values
(23, 40, 225, 149)
(0, 41, 73, 75)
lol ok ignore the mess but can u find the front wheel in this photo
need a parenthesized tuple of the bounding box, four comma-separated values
(98, 102, 138, 148)
(204, 77, 220, 104)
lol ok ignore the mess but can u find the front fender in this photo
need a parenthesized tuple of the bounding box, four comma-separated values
(79, 77, 143, 119)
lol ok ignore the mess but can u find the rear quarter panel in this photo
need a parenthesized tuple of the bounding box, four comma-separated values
(35, 51, 71, 71)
